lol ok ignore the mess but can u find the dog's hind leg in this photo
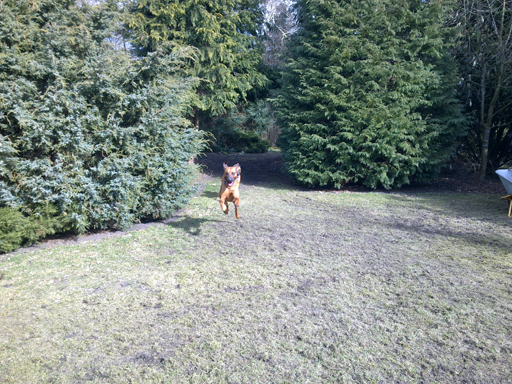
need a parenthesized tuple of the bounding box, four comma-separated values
(234, 198, 240, 219)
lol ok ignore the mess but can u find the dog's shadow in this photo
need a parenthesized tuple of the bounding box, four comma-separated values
(165, 215, 218, 236)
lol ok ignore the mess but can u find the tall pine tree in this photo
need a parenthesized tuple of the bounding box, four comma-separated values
(126, 0, 268, 125)
(276, 0, 467, 189)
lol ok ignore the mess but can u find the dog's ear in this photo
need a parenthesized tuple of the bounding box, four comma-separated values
(223, 162, 228, 169)
(234, 163, 241, 175)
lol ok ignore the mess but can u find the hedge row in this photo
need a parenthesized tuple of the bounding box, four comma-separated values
(0, 1, 206, 252)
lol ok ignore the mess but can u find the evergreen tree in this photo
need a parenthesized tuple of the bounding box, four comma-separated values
(0, 0, 205, 245)
(276, 0, 467, 189)
(126, 0, 268, 125)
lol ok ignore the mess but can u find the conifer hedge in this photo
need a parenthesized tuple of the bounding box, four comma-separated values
(277, 0, 468, 189)
(0, 0, 205, 251)
(127, 0, 268, 123)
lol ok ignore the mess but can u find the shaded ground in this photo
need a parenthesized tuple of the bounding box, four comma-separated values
(197, 151, 506, 194)
(196, 151, 292, 186)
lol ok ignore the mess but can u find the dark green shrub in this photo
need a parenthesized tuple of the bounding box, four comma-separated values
(204, 110, 269, 153)
(245, 100, 281, 147)
(209, 125, 269, 153)
(214, 130, 269, 153)
(0, 0, 206, 248)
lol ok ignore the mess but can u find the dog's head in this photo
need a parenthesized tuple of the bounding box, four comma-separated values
(222, 162, 241, 188)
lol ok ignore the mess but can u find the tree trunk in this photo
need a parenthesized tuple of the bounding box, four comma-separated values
(192, 109, 200, 129)
(478, 0, 507, 179)
(479, 124, 491, 179)
(479, 61, 488, 179)
(479, 62, 504, 180)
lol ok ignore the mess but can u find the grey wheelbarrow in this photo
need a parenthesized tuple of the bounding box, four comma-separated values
(495, 168, 512, 217)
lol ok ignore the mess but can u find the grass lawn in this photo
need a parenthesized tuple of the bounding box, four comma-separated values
(1, 178, 511, 383)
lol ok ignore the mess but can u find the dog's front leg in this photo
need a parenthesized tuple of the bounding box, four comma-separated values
(220, 197, 229, 214)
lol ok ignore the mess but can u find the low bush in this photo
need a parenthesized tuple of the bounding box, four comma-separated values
(203, 109, 270, 153)
(211, 129, 269, 153)
(245, 100, 280, 147)
(0, 205, 71, 253)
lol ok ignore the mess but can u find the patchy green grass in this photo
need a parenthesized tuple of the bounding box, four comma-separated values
(1, 180, 511, 383)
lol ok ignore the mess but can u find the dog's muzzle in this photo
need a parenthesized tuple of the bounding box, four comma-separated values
(225, 177, 236, 187)
(225, 177, 238, 188)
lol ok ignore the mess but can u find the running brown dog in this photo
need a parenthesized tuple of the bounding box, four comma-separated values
(219, 162, 241, 219)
